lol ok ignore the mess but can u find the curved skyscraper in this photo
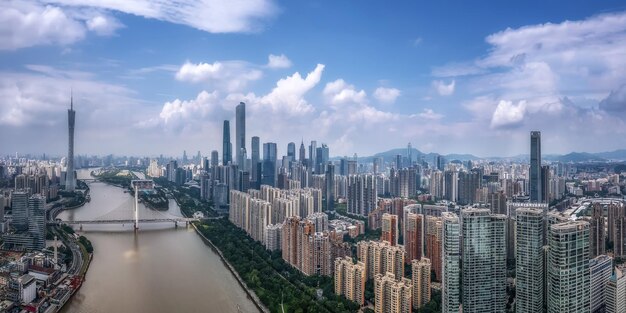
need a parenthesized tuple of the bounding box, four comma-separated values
(66, 95, 76, 192)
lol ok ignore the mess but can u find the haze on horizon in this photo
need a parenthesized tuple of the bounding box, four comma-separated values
(1, 0, 626, 158)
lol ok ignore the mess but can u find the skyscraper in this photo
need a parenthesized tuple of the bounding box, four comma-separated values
(547, 220, 590, 313)
(309, 141, 317, 172)
(299, 140, 306, 163)
(262, 142, 277, 187)
(222, 120, 232, 165)
(461, 208, 507, 313)
(316, 144, 329, 174)
(325, 163, 335, 211)
(11, 191, 29, 231)
(516, 207, 545, 313)
(442, 212, 460, 313)
(235, 102, 246, 169)
(28, 195, 46, 250)
(210, 150, 219, 167)
(605, 267, 626, 313)
(287, 142, 296, 159)
(251, 136, 260, 186)
(66, 95, 76, 192)
(589, 255, 612, 313)
(530, 131, 542, 202)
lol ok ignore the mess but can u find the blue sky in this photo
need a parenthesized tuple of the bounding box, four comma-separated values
(2, 0, 626, 158)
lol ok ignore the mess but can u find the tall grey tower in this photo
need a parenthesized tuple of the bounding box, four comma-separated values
(66, 95, 76, 192)
(530, 131, 542, 202)
(235, 102, 246, 169)
(222, 120, 232, 165)
(251, 136, 260, 186)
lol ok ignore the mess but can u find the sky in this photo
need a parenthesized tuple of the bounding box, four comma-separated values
(2, 0, 626, 158)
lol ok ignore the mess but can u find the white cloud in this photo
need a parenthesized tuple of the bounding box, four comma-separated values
(0, 1, 129, 50)
(256, 64, 325, 115)
(86, 14, 124, 36)
(412, 37, 422, 46)
(418, 108, 443, 120)
(158, 91, 220, 131)
(267, 54, 292, 69)
(44, 0, 277, 33)
(373, 87, 401, 104)
(0, 1, 86, 50)
(175, 61, 262, 91)
(323, 79, 367, 105)
(432, 80, 455, 96)
(490, 100, 526, 129)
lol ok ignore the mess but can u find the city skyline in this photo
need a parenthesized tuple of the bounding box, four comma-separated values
(2, 1, 626, 157)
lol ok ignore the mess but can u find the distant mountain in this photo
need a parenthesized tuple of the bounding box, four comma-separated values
(544, 152, 606, 163)
(344, 148, 479, 164)
(593, 149, 626, 161)
(333, 148, 626, 165)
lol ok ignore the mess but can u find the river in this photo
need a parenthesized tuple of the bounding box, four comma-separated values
(58, 169, 258, 313)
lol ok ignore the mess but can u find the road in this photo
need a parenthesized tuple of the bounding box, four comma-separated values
(47, 197, 85, 277)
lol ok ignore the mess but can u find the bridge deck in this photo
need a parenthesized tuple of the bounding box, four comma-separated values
(62, 218, 197, 225)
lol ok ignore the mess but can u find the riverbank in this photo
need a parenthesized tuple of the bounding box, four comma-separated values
(191, 222, 269, 313)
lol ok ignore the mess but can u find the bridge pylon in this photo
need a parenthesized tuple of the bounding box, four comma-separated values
(131, 180, 155, 231)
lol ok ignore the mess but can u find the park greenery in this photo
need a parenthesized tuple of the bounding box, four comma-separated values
(197, 218, 360, 313)
(94, 169, 134, 188)
(168, 176, 443, 312)
(78, 236, 94, 254)
(154, 177, 218, 217)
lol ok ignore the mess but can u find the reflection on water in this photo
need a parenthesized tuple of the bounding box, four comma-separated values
(59, 169, 258, 313)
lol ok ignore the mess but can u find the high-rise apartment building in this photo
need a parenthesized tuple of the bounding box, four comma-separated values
(374, 273, 412, 313)
(608, 202, 626, 257)
(461, 208, 507, 313)
(404, 213, 423, 263)
(425, 216, 442, 281)
(442, 212, 460, 313)
(381, 213, 399, 246)
(357, 240, 405, 281)
(347, 175, 377, 216)
(411, 258, 431, 309)
(515, 207, 545, 313)
(547, 221, 590, 313)
(589, 203, 606, 258)
(334, 257, 366, 305)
